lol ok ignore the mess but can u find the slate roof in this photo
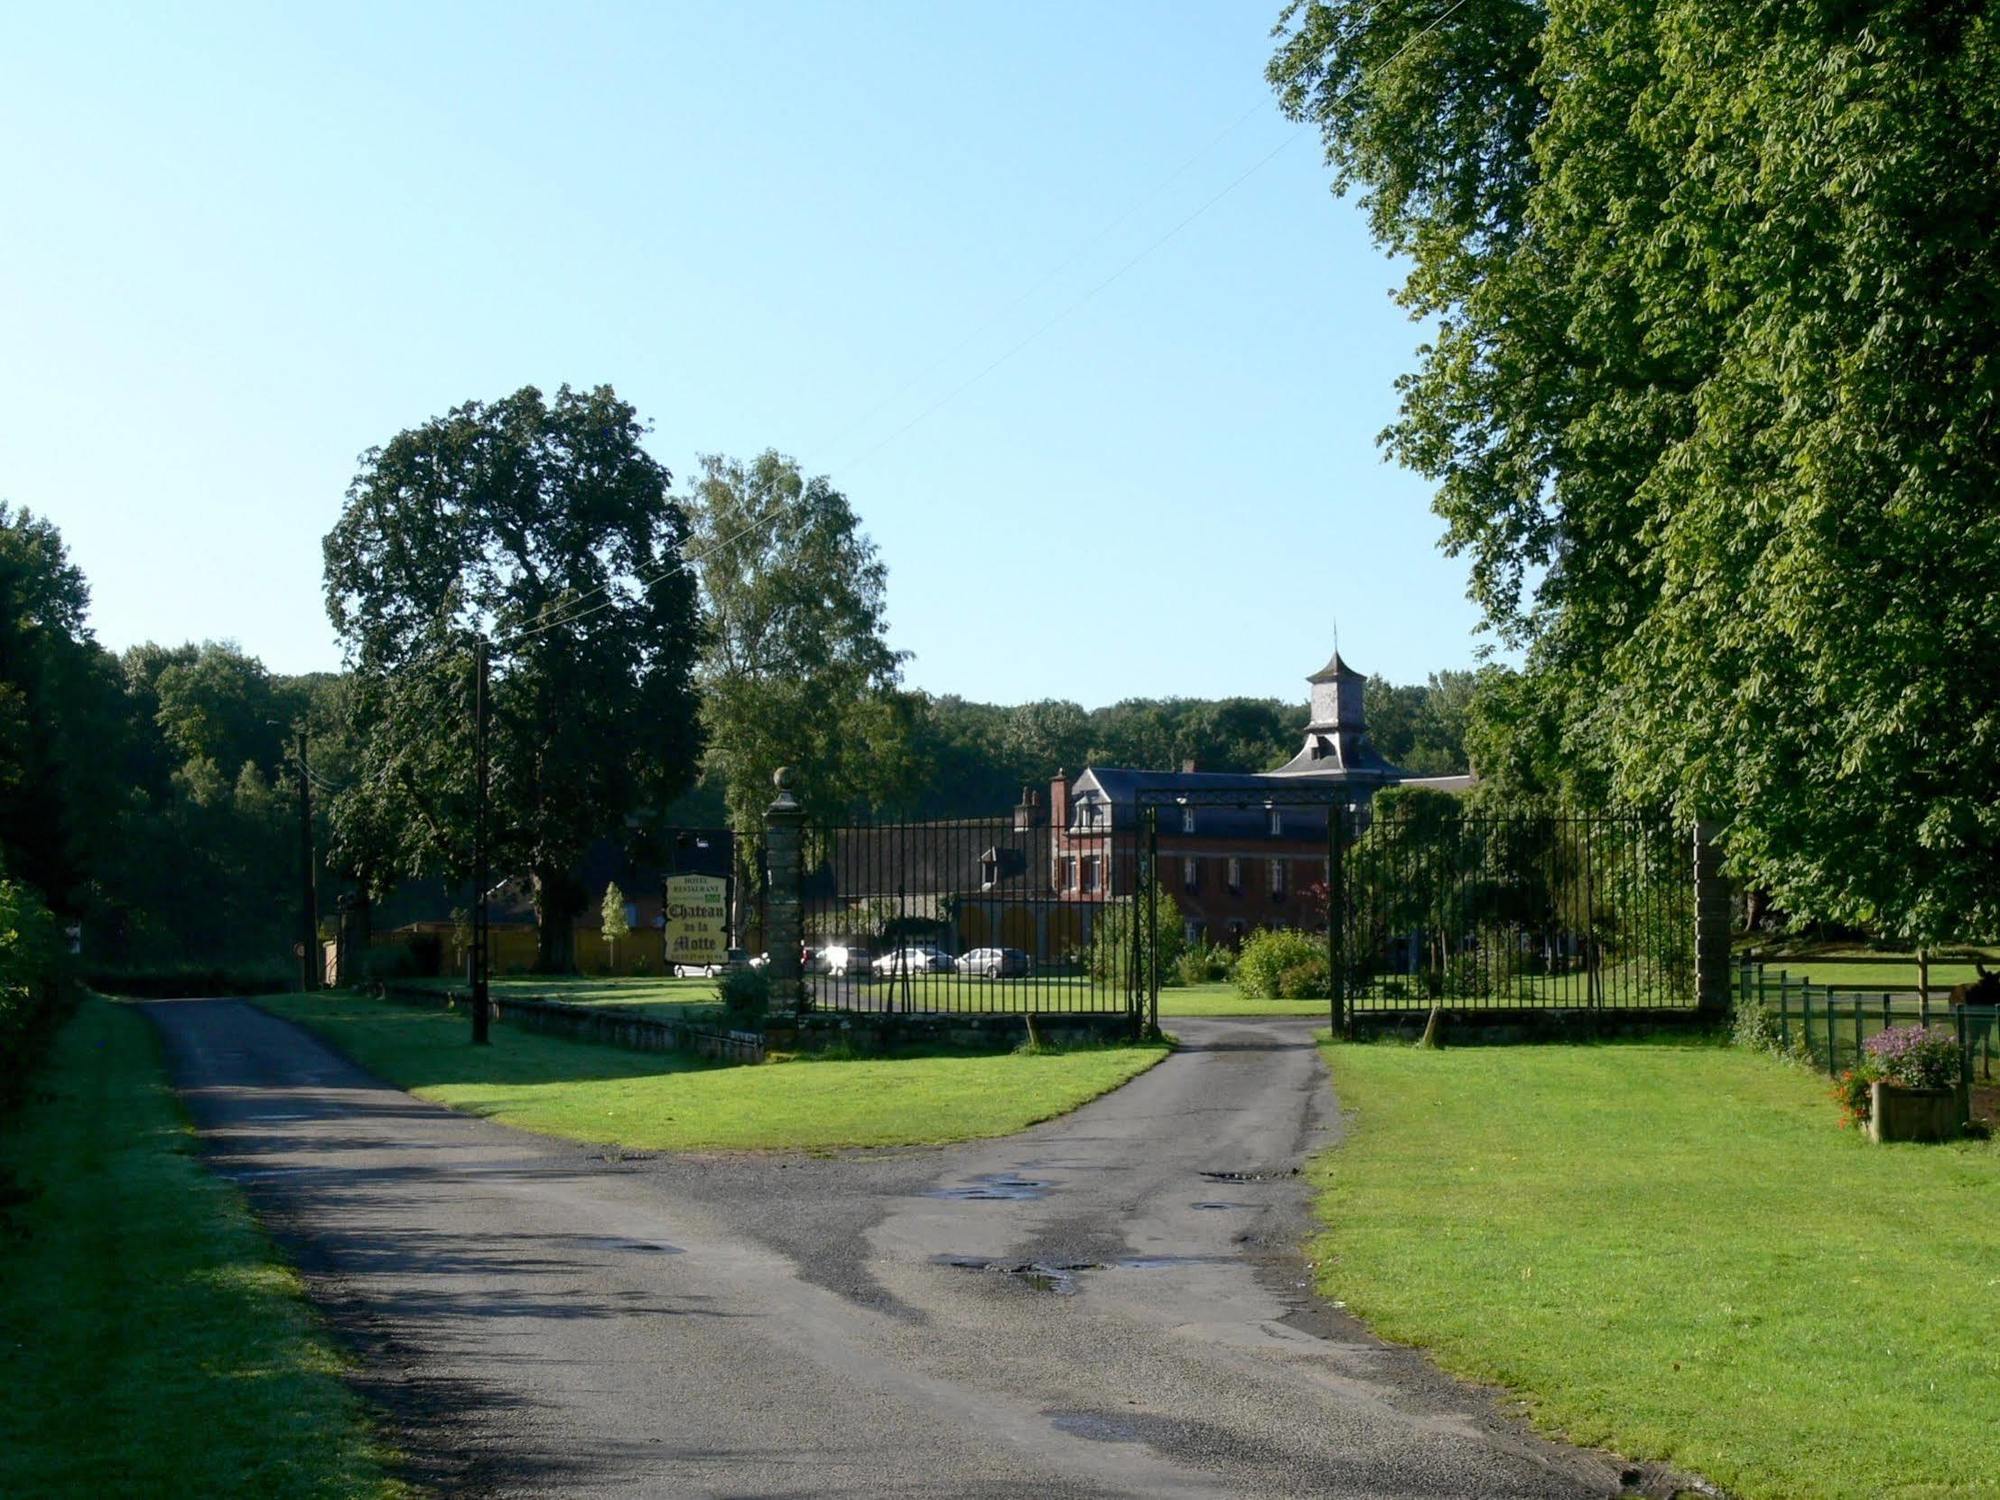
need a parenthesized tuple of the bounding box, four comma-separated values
(1306, 650, 1366, 684)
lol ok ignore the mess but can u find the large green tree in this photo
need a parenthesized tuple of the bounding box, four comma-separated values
(686, 451, 911, 853)
(1272, 0, 2000, 942)
(0, 505, 129, 914)
(324, 385, 703, 970)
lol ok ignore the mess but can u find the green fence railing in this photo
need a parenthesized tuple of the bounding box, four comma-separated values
(1738, 962, 1994, 1122)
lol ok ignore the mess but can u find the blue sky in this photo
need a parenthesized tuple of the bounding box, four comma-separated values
(2, 1, 1495, 706)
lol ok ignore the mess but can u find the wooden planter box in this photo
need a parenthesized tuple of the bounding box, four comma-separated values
(1868, 1081, 1960, 1144)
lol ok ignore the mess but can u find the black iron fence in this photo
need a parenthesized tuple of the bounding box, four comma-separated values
(1337, 808, 1695, 1011)
(795, 818, 1138, 1017)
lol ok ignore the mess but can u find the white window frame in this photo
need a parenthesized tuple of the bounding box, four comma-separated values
(1269, 858, 1286, 899)
(1183, 856, 1199, 891)
(1226, 857, 1242, 892)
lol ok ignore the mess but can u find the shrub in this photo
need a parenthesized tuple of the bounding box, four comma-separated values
(1831, 1064, 1883, 1130)
(714, 965, 771, 1029)
(1173, 941, 1232, 987)
(405, 930, 444, 977)
(1732, 996, 1782, 1052)
(0, 873, 66, 1108)
(361, 943, 419, 983)
(1275, 957, 1332, 1000)
(1235, 928, 1326, 1000)
(1088, 884, 1186, 984)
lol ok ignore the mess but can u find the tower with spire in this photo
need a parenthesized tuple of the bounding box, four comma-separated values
(1269, 649, 1404, 784)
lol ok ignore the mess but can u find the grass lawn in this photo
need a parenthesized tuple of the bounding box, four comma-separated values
(1158, 983, 1332, 1017)
(402, 973, 724, 1020)
(405, 972, 1329, 1019)
(0, 996, 401, 1499)
(1751, 959, 1988, 992)
(267, 989, 1167, 1151)
(1312, 1037, 2000, 1499)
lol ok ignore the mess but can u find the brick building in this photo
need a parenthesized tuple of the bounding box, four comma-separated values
(1023, 650, 1470, 945)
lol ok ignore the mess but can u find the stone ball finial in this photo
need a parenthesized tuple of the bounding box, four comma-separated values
(773, 766, 794, 791)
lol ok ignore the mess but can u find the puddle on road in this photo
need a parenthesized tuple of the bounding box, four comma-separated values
(1190, 1201, 1254, 1211)
(1110, 1254, 1232, 1271)
(925, 1174, 1051, 1202)
(1198, 1168, 1299, 1183)
(1049, 1411, 1144, 1443)
(932, 1254, 1098, 1294)
(935, 1251, 1233, 1291)
(581, 1237, 685, 1255)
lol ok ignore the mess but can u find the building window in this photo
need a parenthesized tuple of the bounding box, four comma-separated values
(1183, 856, 1199, 891)
(1081, 855, 1101, 893)
(1269, 859, 1286, 900)
(1226, 857, 1242, 892)
(1268, 807, 1283, 836)
(1181, 806, 1196, 833)
(1059, 856, 1077, 890)
(1184, 919, 1205, 945)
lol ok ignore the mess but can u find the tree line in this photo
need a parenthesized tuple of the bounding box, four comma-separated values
(0, 427, 1475, 977)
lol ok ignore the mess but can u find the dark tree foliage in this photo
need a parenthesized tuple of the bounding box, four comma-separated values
(324, 385, 703, 971)
(0, 505, 129, 912)
(1273, 0, 2000, 942)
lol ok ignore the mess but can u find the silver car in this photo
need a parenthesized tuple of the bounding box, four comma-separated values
(871, 946, 954, 978)
(957, 947, 1031, 979)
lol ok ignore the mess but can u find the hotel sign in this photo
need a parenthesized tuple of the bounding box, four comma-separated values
(664, 874, 729, 966)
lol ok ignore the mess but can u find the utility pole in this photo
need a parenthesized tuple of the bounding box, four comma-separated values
(471, 638, 492, 1045)
(297, 725, 318, 992)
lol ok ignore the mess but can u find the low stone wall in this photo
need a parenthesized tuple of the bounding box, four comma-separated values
(377, 983, 766, 1064)
(785, 1008, 1142, 1055)
(1348, 1005, 1722, 1046)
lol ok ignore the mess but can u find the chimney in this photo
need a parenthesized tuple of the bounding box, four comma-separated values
(1180, 758, 1199, 774)
(1048, 770, 1071, 832)
(1012, 786, 1045, 831)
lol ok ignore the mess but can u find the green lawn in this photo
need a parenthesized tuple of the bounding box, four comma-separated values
(404, 972, 1328, 1019)
(0, 996, 401, 1499)
(1312, 1037, 2000, 1499)
(402, 973, 724, 1021)
(268, 989, 1167, 1151)
(1751, 959, 1988, 992)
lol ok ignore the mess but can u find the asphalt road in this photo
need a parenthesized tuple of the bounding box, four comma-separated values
(144, 1001, 1657, 1499)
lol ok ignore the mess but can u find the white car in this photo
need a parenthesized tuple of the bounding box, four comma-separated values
(871, 946, 954, 978)
(673, 947, 751, 978)
(819, 944, 873, 977)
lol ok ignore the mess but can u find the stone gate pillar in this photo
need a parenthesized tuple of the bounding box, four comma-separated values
(764, 768, 806, 1018)
(1694, 820, 1732, 1014)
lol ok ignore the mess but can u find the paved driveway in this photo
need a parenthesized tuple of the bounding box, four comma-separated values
(145, 1001, 1641, 1498)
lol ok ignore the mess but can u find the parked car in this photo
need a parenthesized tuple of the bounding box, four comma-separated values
(819, 943, 873, 977)
(871, 946, 955, 978)
(957, 947, 1031, 979)
(673, 947, 751, 978)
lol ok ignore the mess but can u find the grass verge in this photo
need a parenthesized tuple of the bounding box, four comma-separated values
(268, 989, 1168, 1151)
(1311, 1037, 2000, 1499)
(0, 995, 401, 1499)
